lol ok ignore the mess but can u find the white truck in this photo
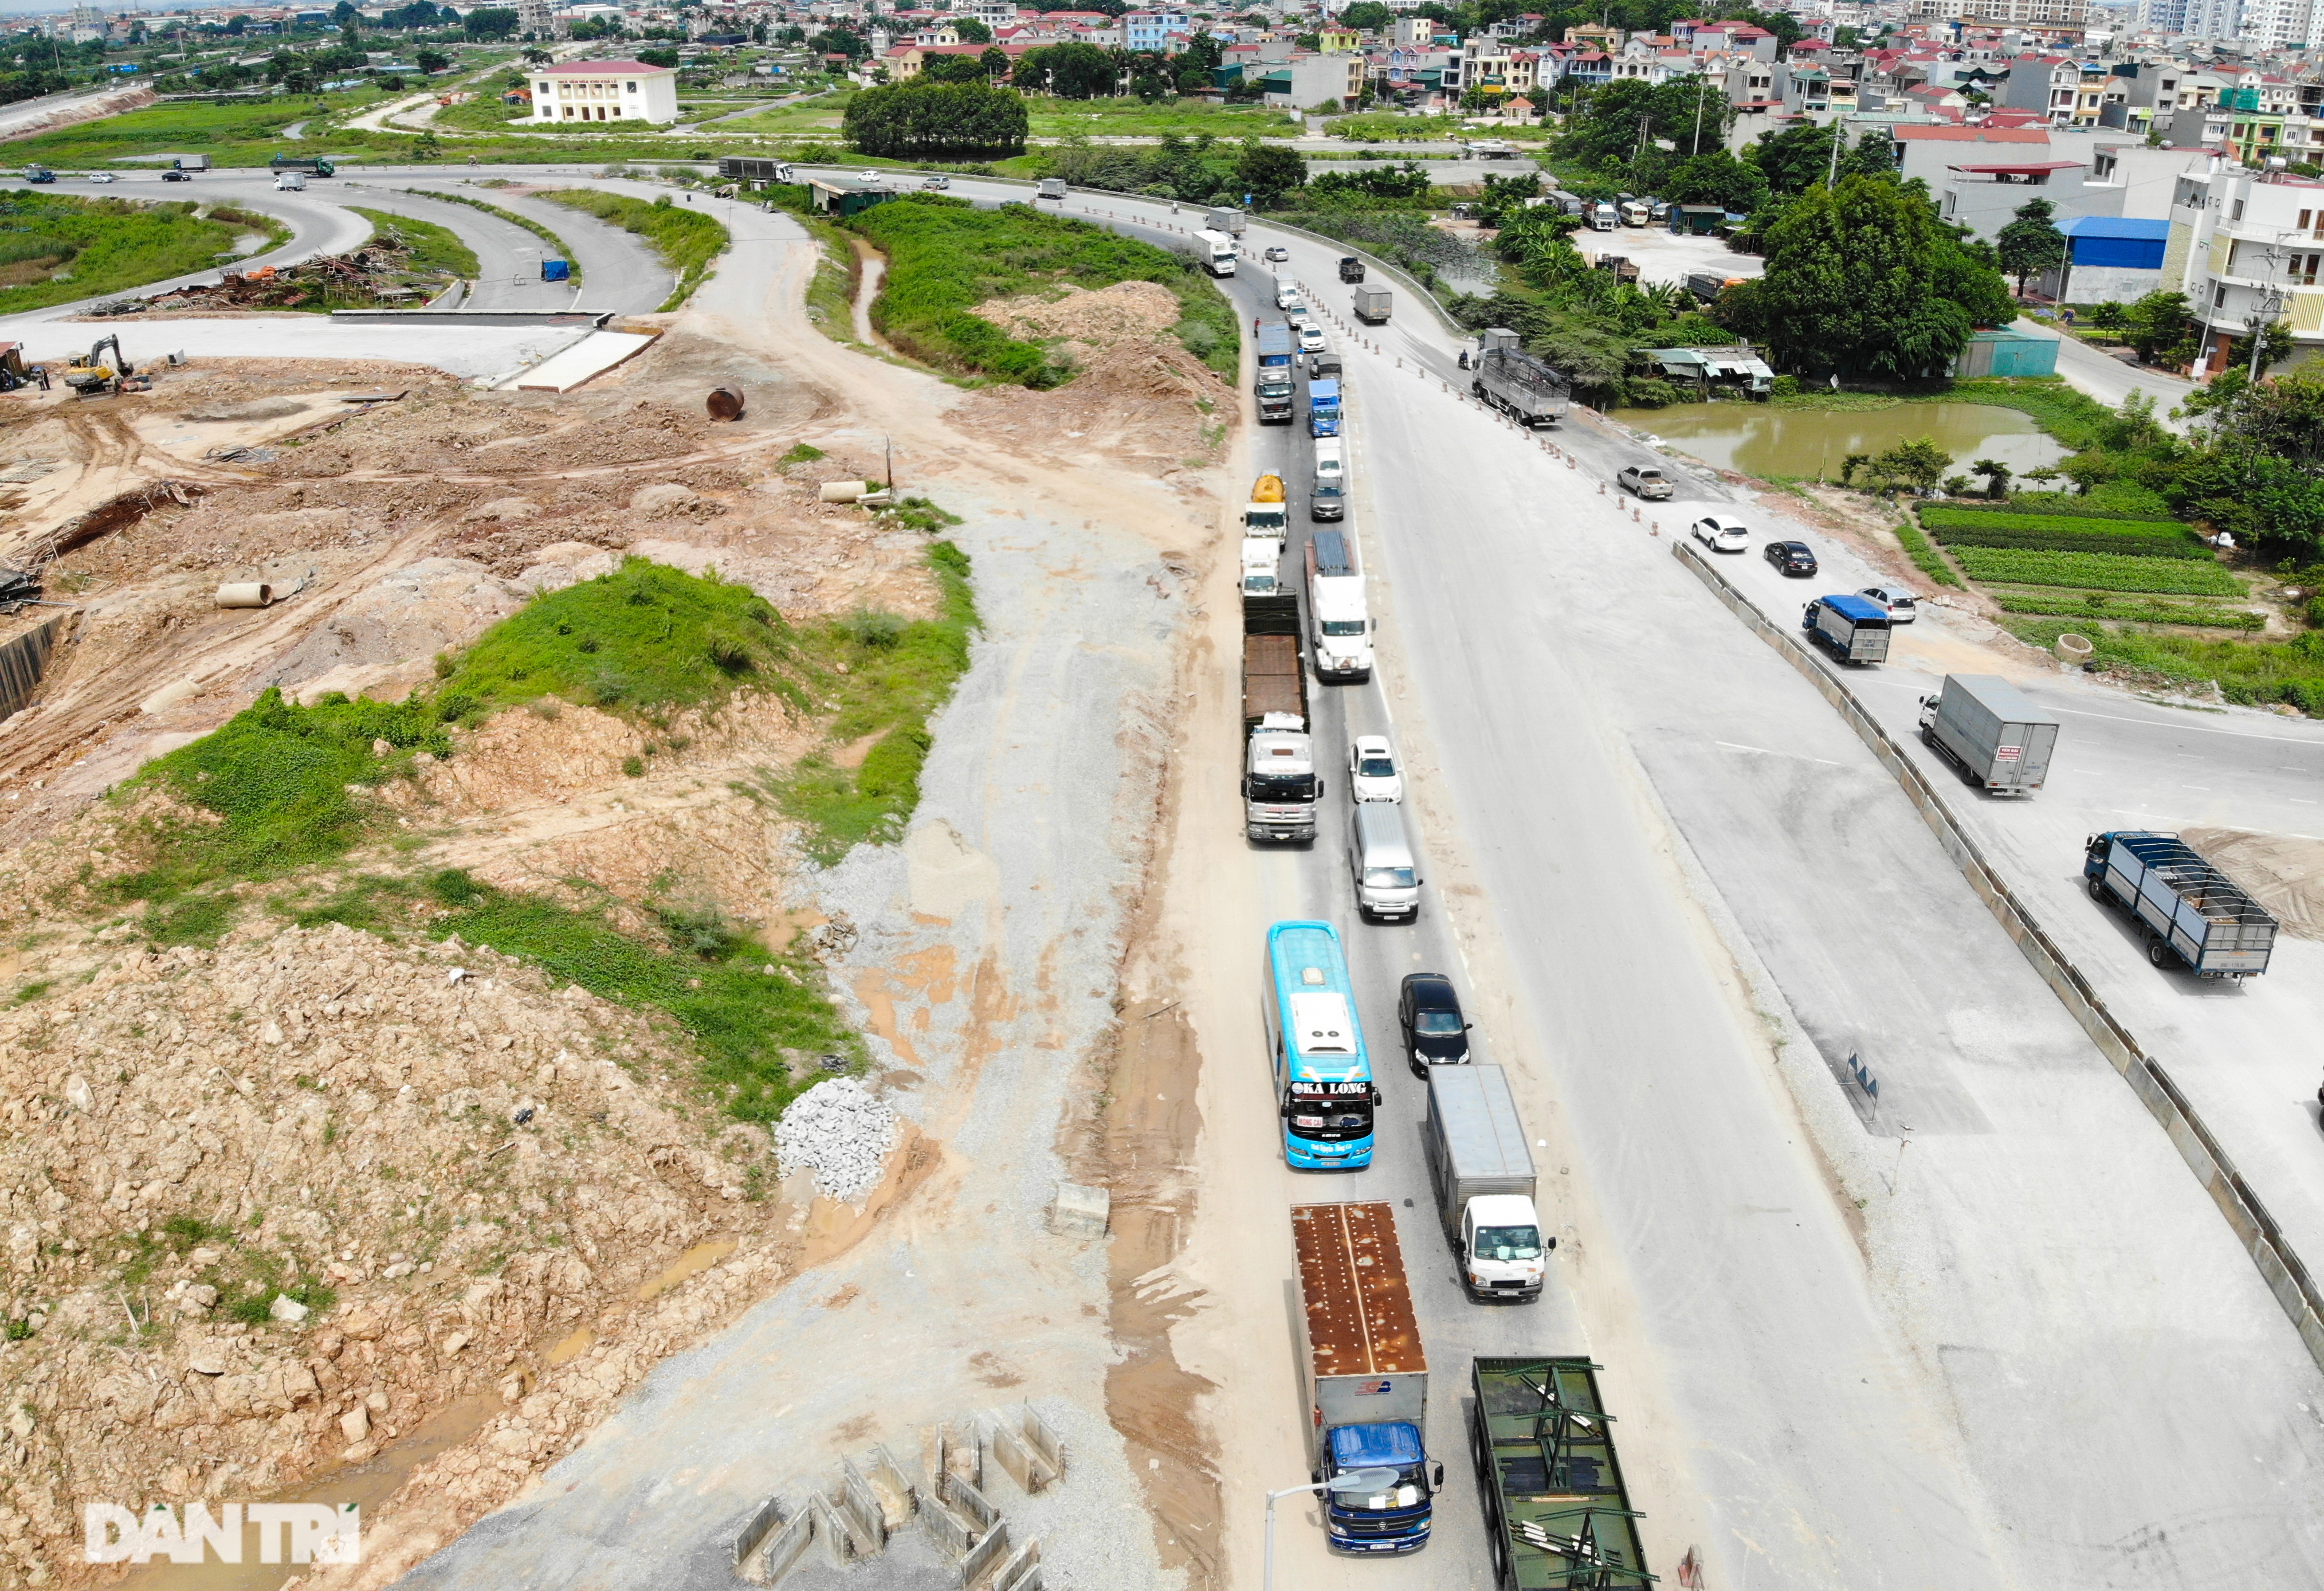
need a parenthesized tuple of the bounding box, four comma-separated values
(1240, 536, 1286, 604)
(1037, 177, 1067, 200)
(1424, 1066, 1550, 1302)
(1204, 206, 1247, 237)
(1305, 527, 1373, 683)
(1194, 228, 1238, 277)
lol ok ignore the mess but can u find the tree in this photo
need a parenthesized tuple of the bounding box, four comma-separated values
(1969, 457, 2012, 498)
(415, 46, 450, 73)
(1340, 1, 1395, 28)
(811, 28, 869, 60)
(921, 54, 989, 83)
(1995, 197, 2066, 296)
(1871, 437, 1951, 495)
(1235, 142, 1306, 205)
(842, 79, 1030, 158)
(1661, 147, 1767, 213)
(2124, 289, 2196, 368)
(1720, 174, 2010, 377)
(1015, 41, 1113, 97)
(462, 7, 517, 38)
(1559, 76, 1730, 167)
(953, 15, 992, 41)
(979, 46, 1011, 80)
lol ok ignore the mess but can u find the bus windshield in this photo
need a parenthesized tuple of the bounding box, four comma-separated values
(1286, 1084, 1372, 1141)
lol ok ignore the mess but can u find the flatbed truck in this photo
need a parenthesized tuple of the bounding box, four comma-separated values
(1471, 1357, 1655, 1589)
(1244, 586, 1315, 842)
(2084, 830, 2276, 978)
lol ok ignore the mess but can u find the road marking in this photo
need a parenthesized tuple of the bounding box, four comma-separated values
(2183, 784, 2212, 790)
(2038, 703, 2324, 745)
(1717, 739, 1838, 766)
(2291, 798, 2317, 805)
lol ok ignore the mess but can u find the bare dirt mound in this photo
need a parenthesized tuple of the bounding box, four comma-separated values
(2180, 826, 2324, 941)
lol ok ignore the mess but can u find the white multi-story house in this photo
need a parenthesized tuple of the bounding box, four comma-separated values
(529, 58, 682, 123)
(1122, 9, 1190, 50)
(2164, 161, 2324, 375)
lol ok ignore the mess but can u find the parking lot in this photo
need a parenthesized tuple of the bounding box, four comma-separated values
(1573, 220, 1765, 288)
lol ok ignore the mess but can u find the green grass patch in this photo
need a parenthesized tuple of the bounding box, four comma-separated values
(346, 204, 480, 278)
(1910, 377, 2114, 450)
(1992, 592, 2266, 630)
(1327, 112, 1545, 142)
(541, 187, 728, 311)
(0, 192, 240, 315)
(1024, 95, 1296, 139)
(2003, 618, 2324, 714)
(762, 542, 978, 863)
(1891, 514, 1964, 589)
(1950, 546, 2247, 596)
(846, 193, 1238, 387)
(0, 87, 388, 168)
(421, 189, 580, 281)
(438, 555, 806, 720)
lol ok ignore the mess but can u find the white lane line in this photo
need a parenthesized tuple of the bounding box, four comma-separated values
(1716, 739, 1839, 766)
(2183, 784, 2212, 790)
(2291, 798, 2317, 805)
(2040, 703, 2324, 744)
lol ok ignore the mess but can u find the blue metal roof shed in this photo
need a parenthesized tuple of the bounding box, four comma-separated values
(2062, 215, 2170, 271)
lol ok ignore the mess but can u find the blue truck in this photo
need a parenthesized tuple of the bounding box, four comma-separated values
(1801, 592, 1891, 665)
(2084, 830, 2277, 978)
(1255, 321, 1295, 424)
(1309, 377, 1342, 437)
(1293, 1201, 1439, 1554)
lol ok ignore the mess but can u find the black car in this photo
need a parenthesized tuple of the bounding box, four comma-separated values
(1765, 539, 1817, 577)
(160, 168, 190, 182)
(1398, 973, 1472, 1077)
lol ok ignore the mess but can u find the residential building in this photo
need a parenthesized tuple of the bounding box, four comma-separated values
(1995, 52, 2083, 122)
(516, 0, 554, 36)
(1938, 154, 2124, 237)
(1255, 50, 1367, 108)
(1123, 9, 1190, 50)
(529, 58, 681, 123)
(2050, 214, 2173, 298)
(1891, 121, 2053, 183)
(2164, 163, 2324, 374)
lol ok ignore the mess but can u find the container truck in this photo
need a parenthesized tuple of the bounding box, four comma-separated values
(2084, 831, 2277, 978)
(1037, 178, 1067, 199)
(716, 155, 794, 185)
(1244, 473, 1289, 538)
(1204, 206, 1247, 237)
(1800, 594, 1890, 665)
(269, 154, 336, 177)
(1425, 1067, 1550, 1302)
(175, 154, 212, 173)
(1291, 1202, 1440, 1555)
(1194, 228, 1238, 276)
(1471, 341, 1571, 428)
(1916, 674, 2058, 794)
(1472, 1357, 1655, 1590)
(1244, 590, 1316, 843)
(1353, 285, 1392, 323)
(1308, 377, 1342, 438)
(1585, 201, 1617, 231)
(1305, 528, 1372, 682)
(1255, 322, 1296, 424)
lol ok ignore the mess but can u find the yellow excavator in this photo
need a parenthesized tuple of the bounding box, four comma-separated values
(62, 335, 139, 399)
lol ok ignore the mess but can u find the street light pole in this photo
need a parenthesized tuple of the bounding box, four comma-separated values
(1263, 1467, 1400, 1591)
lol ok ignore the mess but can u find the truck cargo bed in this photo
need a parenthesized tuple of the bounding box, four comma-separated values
(1471, 1358, 1652, 1590)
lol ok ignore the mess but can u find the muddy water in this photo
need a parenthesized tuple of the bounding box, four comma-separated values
(111, 1393, 500, 1591)
(635, 1237, 736, 1301)
(1606, 400, 2068, 480)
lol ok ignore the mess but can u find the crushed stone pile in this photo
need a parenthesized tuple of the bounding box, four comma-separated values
(775, 1078, 900, 1202)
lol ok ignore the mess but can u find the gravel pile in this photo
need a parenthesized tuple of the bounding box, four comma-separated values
(775, 1078, 900, 1202)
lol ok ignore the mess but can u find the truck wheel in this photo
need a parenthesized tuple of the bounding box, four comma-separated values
(2147, 938, 2170, 968)
(2087, 877, 2110, 904)
(1470, 381, 1483, 398)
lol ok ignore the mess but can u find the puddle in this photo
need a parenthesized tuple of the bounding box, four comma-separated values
(111, 1393, 499, 1591)
(635, 1239, 735, 1301)
(544, 1326, 596, 1366)
(1606, 399, 2067, 481)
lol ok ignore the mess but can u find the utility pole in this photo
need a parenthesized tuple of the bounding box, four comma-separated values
(1692, 70, 1707, 155)
(1825, 113, 1842, 187)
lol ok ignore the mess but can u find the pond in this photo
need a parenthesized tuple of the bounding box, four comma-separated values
(1604, 400, 2069, 482)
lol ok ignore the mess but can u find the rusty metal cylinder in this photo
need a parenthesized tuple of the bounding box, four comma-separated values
(706, 386, 745, 421)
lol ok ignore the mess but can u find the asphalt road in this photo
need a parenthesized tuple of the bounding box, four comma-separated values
(930, 178, 2324, 1586)
(332, 181, 578, 313)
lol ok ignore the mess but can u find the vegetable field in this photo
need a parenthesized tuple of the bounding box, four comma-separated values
(1994, 593, 2265, 630)
(1948, 546, 2247, 597)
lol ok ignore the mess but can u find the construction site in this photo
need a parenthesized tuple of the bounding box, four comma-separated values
(0, 182, 1230, 1591)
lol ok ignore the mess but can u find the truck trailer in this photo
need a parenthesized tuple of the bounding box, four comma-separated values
(2084, 830, 2277, 978)
(1801, 594, 1891, 665)
(1425, 1067, 1550, 1302)
(1353, 285, 1392, 324)
(1917, 674, 2058, 794)
(1255, 322, 1296, 424)
(1194, 228, 1238, 276)
(1472, 1357, 1655, 1590)
(1292, 1202, 1439, 1555)
(1204, 206, 1247, 236)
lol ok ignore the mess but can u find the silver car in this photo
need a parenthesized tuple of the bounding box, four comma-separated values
(1264, 244, 1290, 262)
(1860, 585, 1919, 623)
(1618, 465, 1673, 500)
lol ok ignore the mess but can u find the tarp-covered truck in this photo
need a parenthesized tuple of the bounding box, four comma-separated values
(1294, 1202, 1440, 1554)
(1917, 673, 2058, 794)
(2084, 830, 2277, 978)
(1471, 1357, 1655, 1590)
(1801, 593, 1891, 665)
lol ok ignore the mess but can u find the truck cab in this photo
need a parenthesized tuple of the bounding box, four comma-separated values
(1245, 473, 1289, 537)
(1460, 1193, 1548, 1300)
(1240, 537, 1282, 600)
(1319, 1423, 1441, 1555)
(1308, 377, 1341, 438)
(1254, 323, 1296, 424)
(1245, 719, 1318, 842)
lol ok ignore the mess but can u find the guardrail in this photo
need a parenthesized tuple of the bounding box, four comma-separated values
(1672, 535, 2324, 1376)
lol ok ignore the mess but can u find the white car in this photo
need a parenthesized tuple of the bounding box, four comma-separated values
(85, 171, 113, 183)
(1298, 324, 1326, 354)
(1348, 735, 1404, 803)
(1263, 244, 1290, 262)
(920, 174, 950, 190)
(1859, 585, 1919, 622)
(857, 168, 881, 182)
(1690, 513, 1749, 554)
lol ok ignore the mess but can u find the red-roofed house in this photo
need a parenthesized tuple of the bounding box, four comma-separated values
(528, 58, 679, 124)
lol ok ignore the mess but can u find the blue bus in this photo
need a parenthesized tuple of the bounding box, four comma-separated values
(1263, 920, 1379, 1170)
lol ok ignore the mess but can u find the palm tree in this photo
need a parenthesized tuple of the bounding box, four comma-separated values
(522, 46, 552, 66)
(1969, 457, 2011, 499)
(1636, 280, 1685, 319)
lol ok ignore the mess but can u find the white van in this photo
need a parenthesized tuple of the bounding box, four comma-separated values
(274, 170, 306, 191)
(1348, 802, 1422, 922)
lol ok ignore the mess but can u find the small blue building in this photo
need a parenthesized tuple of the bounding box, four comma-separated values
(1952, 326, 2060, 379)
(2056, 215, 2170, 305)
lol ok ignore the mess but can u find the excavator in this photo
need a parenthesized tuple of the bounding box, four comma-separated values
(0, 343, 47, 393)
(62, 335, 142, 399)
